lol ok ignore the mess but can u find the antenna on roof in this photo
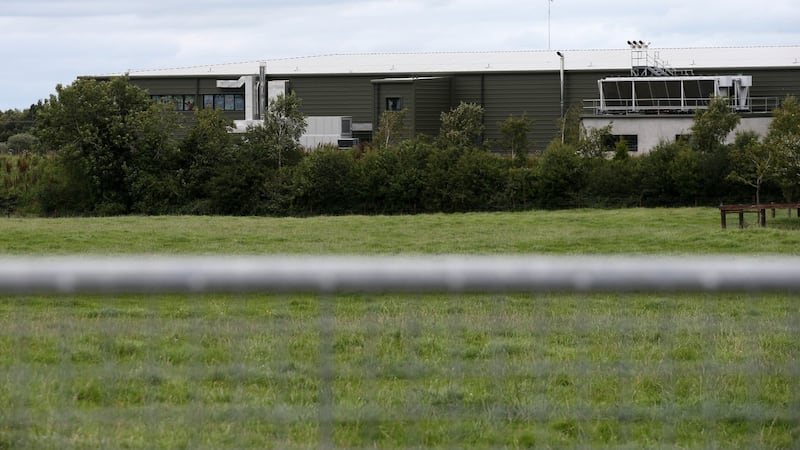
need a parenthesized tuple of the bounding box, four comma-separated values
(548, 0, 554, 50)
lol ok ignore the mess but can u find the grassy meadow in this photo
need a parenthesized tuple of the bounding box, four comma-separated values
(1, 208, 799, 449)
(2, 207, 800, 255)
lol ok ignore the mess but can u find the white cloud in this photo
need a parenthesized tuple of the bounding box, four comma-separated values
(1, 0, 799, 110)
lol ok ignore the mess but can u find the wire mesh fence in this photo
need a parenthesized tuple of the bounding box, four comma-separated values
(0, 256, 798, 449)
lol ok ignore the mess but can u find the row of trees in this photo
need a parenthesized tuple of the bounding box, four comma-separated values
(0, 106, 40, 154)
(2, 77, 800, 216)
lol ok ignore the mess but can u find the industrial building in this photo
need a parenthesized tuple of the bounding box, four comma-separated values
(107, 45, 800, 153)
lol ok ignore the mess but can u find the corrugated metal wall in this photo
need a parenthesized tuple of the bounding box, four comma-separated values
(745, 68, 800, 101)
(128, 65, 800, 150)
(288, 76, 375, 124)
(413, 78, 452, 136)
(482, 73, 559, 151)
(373, 81, 414, 139)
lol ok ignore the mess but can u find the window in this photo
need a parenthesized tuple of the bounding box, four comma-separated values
(183, 95, 196, 111)
(150, 95, 197, 111)
(154, 94, 244, 111)
(609, 134, 639, 152)
(214, 95, 225, 110)
(386, 97, 403, 111)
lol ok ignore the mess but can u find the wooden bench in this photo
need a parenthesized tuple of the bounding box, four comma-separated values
(719, 203, 800, 229)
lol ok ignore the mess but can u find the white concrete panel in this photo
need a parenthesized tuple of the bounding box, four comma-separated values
(583, 116, 775, 154)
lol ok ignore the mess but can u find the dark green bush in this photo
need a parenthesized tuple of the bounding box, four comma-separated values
(536, 141, 584, 209)
(291, 146, 363, 215)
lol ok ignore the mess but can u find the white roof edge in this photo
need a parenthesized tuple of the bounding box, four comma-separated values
(95, 46, 800, 78)
(602, 74, 753, 81)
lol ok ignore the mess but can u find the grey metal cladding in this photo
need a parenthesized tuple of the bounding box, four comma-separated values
(287, 76, 375, 123)
(413, 78, 452, 136)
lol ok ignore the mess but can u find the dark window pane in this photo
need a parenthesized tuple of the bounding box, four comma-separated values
(184, 95, 195, 111)
(234, 95, 245, 111)
(386, 97, 402, 111)
(204, 95, 214, 109)
(225, 94, 235, 111)
(214, 95, 225, 109)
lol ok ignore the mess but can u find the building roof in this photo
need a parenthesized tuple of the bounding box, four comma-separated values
(111, 46, 800, 78)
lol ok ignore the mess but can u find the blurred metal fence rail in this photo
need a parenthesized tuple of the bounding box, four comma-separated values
(2, 255, 799, 448)
(2, 255, 800, 294)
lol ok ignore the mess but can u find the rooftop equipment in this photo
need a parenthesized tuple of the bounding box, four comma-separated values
(595, 42, 752, 114)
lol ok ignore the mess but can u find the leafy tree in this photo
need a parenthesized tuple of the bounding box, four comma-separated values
(207, 147, 266, 215)
(536, 141, 584, 208)
(30, 156, 93, 216)
(503, 165, 538, 210)
(448, 148, 509, 210)
(690, 96, 740, 153)
(423, 144, 464, 211)
(246, 92, 306, 170)
(439, 102, 484, 148)
(499, 113, 534, 163)
(205, 92, 307, 215)
(35, 76, 170, 214)
(669, 145, 704, 205)
(558, 103, 584, 147)
(360, 137, 433, 213)
(0, 106, 39, 142)
(612, 138, 630, 161)
(577, 124, 614, 158)
(684, 96, 741, 202)
(7, 133, 39, 154)
(373, 109, 408, 149)
(0, 153, 46, 216)
(764, 96, 800, 199)
(727, 131, 777, 204)
(638, 141, 684, 206)
(291, 146, 361, 215)
(127, 104, 181, 214)
(581, 154, 641, 207)
(422, 143, 508, 212)
(177, 107, 235, 213)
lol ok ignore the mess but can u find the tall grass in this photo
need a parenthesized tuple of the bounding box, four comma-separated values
(0, 210, 798, 448)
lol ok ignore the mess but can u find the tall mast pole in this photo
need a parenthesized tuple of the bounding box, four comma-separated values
(548, 0, 552, 50)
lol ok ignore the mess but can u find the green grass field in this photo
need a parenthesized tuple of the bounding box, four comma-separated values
(1, 209, 799, 449)
(2, 208, 800, 255)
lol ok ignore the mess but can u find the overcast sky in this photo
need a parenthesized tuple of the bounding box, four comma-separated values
(2, 0, 798, 110)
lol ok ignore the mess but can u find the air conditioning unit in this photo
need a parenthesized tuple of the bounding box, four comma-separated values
(301, 116, 356, 149)
(338, 138, 360, 148)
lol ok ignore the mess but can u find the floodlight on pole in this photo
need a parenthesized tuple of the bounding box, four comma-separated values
(557, 51, 565, 143)
(557, 51, 564, 117)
